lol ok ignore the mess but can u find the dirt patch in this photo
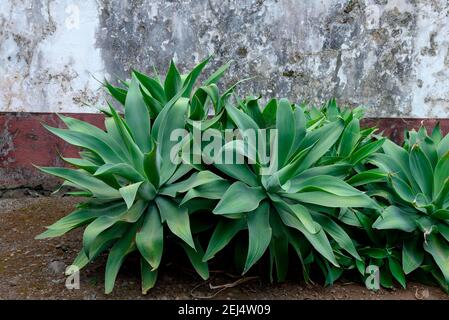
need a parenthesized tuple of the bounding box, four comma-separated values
(0, 197, 447, 300)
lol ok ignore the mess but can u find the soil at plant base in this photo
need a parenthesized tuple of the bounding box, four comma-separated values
(0, 196, 447, 300)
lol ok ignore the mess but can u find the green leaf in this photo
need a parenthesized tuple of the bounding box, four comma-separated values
(105, 224, 138, 294)
(276, 205, 339, 267)
(141, 258, 158, 294)
(203, 218, 246, 261)
(71, 223, 129, 271)
(244, 201, 272, 273)
(155, 196, 194, 249)
(431, 123, 442, 143)
(360, 248, 388, 259)
(136, 205, 163, 270)
(70, 250, 89, 272)
(269, 213, 289, 282)
(273, 198, 317, 234)
(213, 140, 259, 187)
(434, 178, 449, 208)
(313, 213, 361, 260)
(338, 118, 360, 157)
(326, 98, 339, 120)
(182, 56, 211, 97)
(276, 144, 315, 185)
(324, 263, 344, 286)
(289, 175, 368, 196)
(262, 99, 277, 127)
(294, 164, 351, 181)
(402, 237, 424, 274)
(349, 138, 385, 165)
(187, 109, 224, 130)
(204, 60, 232, 85)
(372, 206, 417, 232)
(390, 174, 415, 203)
(157, 97, 188, 184)
(347, 169, 387, 187)
(189, 91, 206, 119)
(381, 139, 417, 189)
(438, 134, 449, 157)
(421, 136, 439, 168)
(433, 152, 449, 199)
(338, 208, 363, 228)
(143, 144, 160, 187)
(104, 79, 126, 105)
(133, 70, 167, 104)
(60, 156, 98, 173)
(164, 60, 182, 100)
(276, 98, 295, 166)
(94, 163, 145, 182)
(217, 139, 258, 168)
(36, 202, 126, 239)
(213, 162, 259, 187)
(409, 144, 433, 198)
(119, 182, 143, 209)
(181, 180, 230, 205)
(141, 88, 164, 117)
(58, 114, 128, 162)
(244, 96, 265, 128)
(424, 233, 449, 286)
(438, 223, 449, 242)
(296, 119, 344, 173)
(430, 267, 449, 293)
(108, 104, 145, 173)
(285, 191, 375, 208)
(285, 176, 376, 208)
(225, 103, 260, 131)
(44, 125, 121, 164)
(369, 153, 406, 182)
(125, 74, 152, 153)
(433, 209, 449, 220)
(180, 238, 209, 280)
(38, 167, 120, 199)
(388, 257, 406, 288)
(138, 181, 157, 202)
(160, 171, 223, 197)
(213, 182, 266, 215)
(195, 84, 220, 113)
(83, 200, 145, 257)
(380, 266, 393, 289)
(166, 163, 193, 184)
(288, 106, 307, 160)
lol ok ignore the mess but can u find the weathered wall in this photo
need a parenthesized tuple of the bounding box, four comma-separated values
(1, 0, 449, 117)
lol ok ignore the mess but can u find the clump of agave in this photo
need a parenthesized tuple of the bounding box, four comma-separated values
(368, 125, 449, 291)
(198, 98, 382, 283)
(36, 58, 233, 293)
(36, 57, 449, 294)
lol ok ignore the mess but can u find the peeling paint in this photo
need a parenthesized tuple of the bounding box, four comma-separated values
(1, 0, 449, 117)
(0, 116, 16, 164)
(0, 0, 104, 113)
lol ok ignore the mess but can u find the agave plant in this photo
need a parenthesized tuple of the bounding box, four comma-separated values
(35, 58, 237, 294)
(178, 97, 381, 282)
(292, 100, 387, 285)
(368, 124, 449, 291)
(105, 57, 239, 130)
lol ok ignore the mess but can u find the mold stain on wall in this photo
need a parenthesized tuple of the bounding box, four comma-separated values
(1, 0, 448, 117)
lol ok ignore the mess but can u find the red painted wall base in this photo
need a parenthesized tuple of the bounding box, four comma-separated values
(1, 112, 448, 189)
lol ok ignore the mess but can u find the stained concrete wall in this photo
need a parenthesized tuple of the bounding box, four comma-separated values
(1, 0, 449, 117)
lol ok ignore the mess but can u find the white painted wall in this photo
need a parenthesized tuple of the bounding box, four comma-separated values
(1, 0, 449, 117)
(0, 0, 104, 113)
